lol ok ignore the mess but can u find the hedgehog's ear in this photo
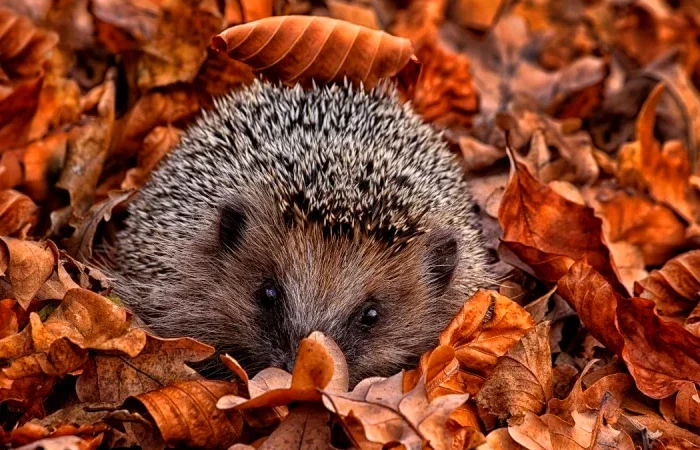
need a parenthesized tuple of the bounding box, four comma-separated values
(421, 228, 460, 296)
(218, 201, 248, 252)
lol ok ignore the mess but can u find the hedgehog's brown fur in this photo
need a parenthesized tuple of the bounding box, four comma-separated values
(111, 81, 490, 384)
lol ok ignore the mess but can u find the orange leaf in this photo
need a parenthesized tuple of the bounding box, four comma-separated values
(126, 380, 243, 449)
(476, 322, 552, 422)
(212, 16, 414, 89)
(498, 159, 626, 294)
(0, 190, 38, 237)
(0, 237, 56, 309)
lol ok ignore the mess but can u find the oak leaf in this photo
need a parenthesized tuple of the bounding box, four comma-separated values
(125, 380, 242, 449)
(0, 190, 38, 237)
(322, 373, 468, 450)
(438, 290, 535, 394)
(476, 322, 553, 422)
(0, 237, 56, 309)
(498, 158, 626, 293)
(76, 333, 214, 404)
(251, 404, 330, 450)
(212, 16, 414, 89)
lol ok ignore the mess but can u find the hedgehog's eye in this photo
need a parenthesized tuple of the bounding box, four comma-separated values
(359, 306, 379, 328)
(256, 279, 281, 309)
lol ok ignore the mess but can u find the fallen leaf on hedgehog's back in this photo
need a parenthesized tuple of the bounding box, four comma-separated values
(327, 0, 380, 29)
(410, 40, 479, 129)
(76, 332, 214, 404)
(0, 190, 38, 237)
(123, 380, 242, 450)
(0, 237, 56, 309)
(476, 322, 552, 422)
(498, 158, 626, 294)
(597, 191, 687, 267)
(634, 250, 700, 323)
(212, 16, 414, 89)
(55, 74, 115, 217)
(617, 296, 700, 399)
(322, 373, 468, 450)
(556, 260, 625, 354)
(437, 290, 535, 395)
(253, 404, 330, 450)
(62, 190, 136, 262)
(617, 83, 698, 221)
(112, 88, 201, 158)
(218, 331, 344, 410)
(121, 126, 181, 191)
(13, 435, 103, 450)
(21, 132, 68, 202)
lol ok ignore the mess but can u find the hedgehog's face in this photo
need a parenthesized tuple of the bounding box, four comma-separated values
(194, 195, 467, 385)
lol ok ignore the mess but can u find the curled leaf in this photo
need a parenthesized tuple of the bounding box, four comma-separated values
(212, 16, 414, 88)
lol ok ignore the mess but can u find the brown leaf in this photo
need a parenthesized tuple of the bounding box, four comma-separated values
(322, 373, 468, 450)
(476, 322, 553, 422)
(453, 0, 506, 30)
(622, 413, 700, 448)
(327, 0, 380, 29)
(55, 74, 115, 216)
(94, 0, 225, 91)
(218, 331, 344, 409)
(391, 0, 446, 48)
(121, 126, 181, 191)
(635, 250, 700, 322)
(617, 296, 700, 399)
(498, 158, 626, 293)
(596, 191, 687, 267)
(438, 290, 535, 394)
(0, 189, 38, 237)
(0, 237, 56, 309)
(556, 260, 625, 354)
(0, 299, 19, 339)
(617, 83, 698, 221)
(410, 40, 479, 129)
(126, 380, 243, 449)
(21, 132, 68, 202)
(212, 16, 414, 89)
(255, 404, 330, 450)
(62, 190, 136, 262)
(76, 332, 214, 404)
(14, 435, 103, 450)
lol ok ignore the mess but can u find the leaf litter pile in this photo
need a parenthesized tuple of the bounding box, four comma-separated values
(5, 0, 700, 448)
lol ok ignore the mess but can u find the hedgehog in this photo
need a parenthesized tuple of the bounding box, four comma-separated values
(112, 80, 490, 384)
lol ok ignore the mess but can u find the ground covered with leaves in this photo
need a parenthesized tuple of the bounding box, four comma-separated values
(2, 0, 700, 449)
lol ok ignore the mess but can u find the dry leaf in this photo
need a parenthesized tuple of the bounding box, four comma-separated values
(0, 237, 56, 309)
(126, 380, 242, 449)
(121, 126, 181, 191)
(498, 158, 626, 294)
(476, 322, 553, 422)
(13, 435, 103, 450)
(322, 373, 468, 450)
(76, 332, 214, 404)
(254, 404, 330, 450)
(635, 250, 700, 321)
(212, 16, 414, 89)
(617, 296, 700, 399)
(327, 0, 380, 29)
(0, 189, 39, 237)
(438, 290, 535, 395)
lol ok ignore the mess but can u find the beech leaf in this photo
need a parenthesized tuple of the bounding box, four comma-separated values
(212, 16, 414, 88)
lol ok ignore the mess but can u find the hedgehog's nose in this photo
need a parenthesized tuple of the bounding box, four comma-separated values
(283, 359, 295, 373)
